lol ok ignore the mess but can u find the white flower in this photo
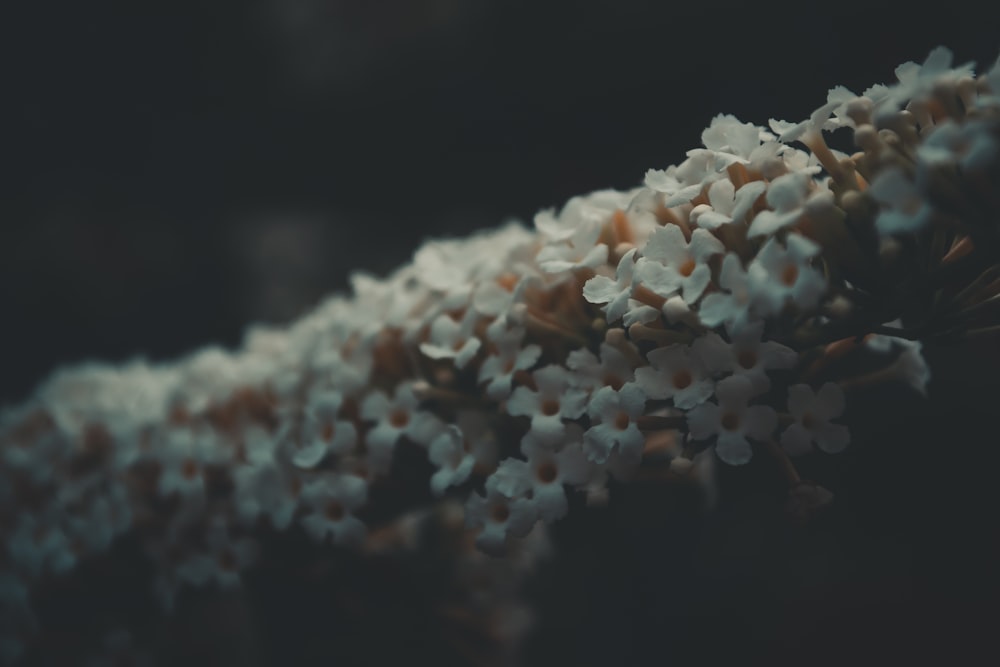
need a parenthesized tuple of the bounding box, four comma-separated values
(644, 167, 704, 203)
(507, 365, 588, 445)
(156, 427, 230, 499)
(583, 384, 647, 464)
(198, 517, 259, 589)
(498, 433, 590, 522)
(697, 253, 759, 333)
(748, 235, 826, 315)
(538, 241, 609, 274)
(887, 46, 976, 114)
(918, 118, 999, 172)
(686, 375, 777, 465)
(867, 166, 933, 236)
(6, 511, 76, 577)
(455, 409, 501, 471)
(232, 457, 301, 531)
(289, 389, 357, 469)
(299, 473, 368, 547)
(565, 341, 637, 392)
(464, 483, 537, 556)
(781, 383, 850, 455)
(478, 325, 541, 400)
(701, 323, 798, 394)
(419, 308, 483, 369)
(428, 425, 476, 496)
(690, 179, 767, 230)
(361, 382, 444, 473)
(700, 114, 766, 167)
(634, 344, 714, 409)
(746, 172, 814, 238)
(636, 225, 724, 303)
(770, 99, 842, 144)
(583, 248, 638, 322)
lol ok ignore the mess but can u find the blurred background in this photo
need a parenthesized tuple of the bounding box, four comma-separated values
(4, 2, 999, 665)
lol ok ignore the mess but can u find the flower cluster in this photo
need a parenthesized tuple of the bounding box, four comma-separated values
(2, 46, 999, 663)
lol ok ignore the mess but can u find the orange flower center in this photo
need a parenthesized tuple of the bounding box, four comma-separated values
(781, 264, 799, 286)
(541, 399, 561, 417)
(181, 458, 200, 480)
(673, 369, 693, 389)
(720, 412, 740, 431)
(491, 503, 510, 523)
(737, 349, 758, 370)
(325, 501, 345, 521)
(536, 461, 559, 483)
(321, 422, 335, 442)
(389, 409, 410, 428)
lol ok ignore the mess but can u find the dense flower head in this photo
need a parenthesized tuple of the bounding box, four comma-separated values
(2, 46, 1000, 662)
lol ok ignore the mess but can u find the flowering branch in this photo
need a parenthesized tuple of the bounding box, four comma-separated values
(2, 45, 999, 664)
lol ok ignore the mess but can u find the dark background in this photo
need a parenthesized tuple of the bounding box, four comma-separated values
(4, 2, 1000, 665)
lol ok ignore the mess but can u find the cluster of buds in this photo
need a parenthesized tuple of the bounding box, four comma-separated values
(2, 46, 999, 664)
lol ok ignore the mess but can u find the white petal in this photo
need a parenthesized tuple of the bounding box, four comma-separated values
(682, 264, 712, 303)
(617, 383, 648, 416)
(716, 432, 753, 465)
(814, 423, 850, 454)
(686, 403, 720, 440)
(635, 366, 675, 400)
(688, 228, 725, 261)
(674, 378, 715, 410)
(583, 424, 617, 464)
(531, 414, 566, 445)
(815, 382, 846, 420)
(534, 484, 569, 522)
(785, 384, 814, 418)
(583, 275, 620, 305)
(506, 387, 539, 417)
(292, 440, 328, 469)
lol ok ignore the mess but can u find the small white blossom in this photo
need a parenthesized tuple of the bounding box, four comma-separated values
(478, 325, 541, 400)
(361, 382, 444, 473)
(419, 308, 483, 369)
(697, 253, 759, 333)
(690, 179, 767, 230)
(747, 172, 814, 238)
(637, 225, 724, 303)
(501, 433, 591, 522)
(699, 323, 799, 394)
(565, 341, 637, 392)
(583, 248, 638, 322)
(156, 428, 231, 499)
(635, 343, 715, 409)
(748, 235, 826, 315)
(686, 375, 777, 465)
(464, 482, 537, 557)
(506, 365, 588, 445)
(290, 389, 357, 468)
(428, 425, 476, 496)
(868, 167, 933, 236)
(583, 384, 647, 464)
(781, 383, 850, 455)
(299, 473, 368, 547)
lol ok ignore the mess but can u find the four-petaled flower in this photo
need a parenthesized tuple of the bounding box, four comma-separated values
(781, 383, 850, 455)
(686, 375, 777, 465)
